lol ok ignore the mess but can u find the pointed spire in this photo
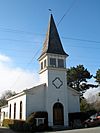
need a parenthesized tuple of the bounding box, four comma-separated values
(40, 14, 68, 57)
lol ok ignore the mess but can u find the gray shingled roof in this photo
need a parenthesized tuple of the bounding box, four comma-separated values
(40, 14, 68, 57)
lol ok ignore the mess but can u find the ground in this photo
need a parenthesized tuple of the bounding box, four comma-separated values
(0, 126, 100, 133)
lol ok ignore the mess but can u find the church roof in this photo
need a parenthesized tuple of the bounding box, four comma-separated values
(40, 14, 68, 57)
(7, 83, 46, 101)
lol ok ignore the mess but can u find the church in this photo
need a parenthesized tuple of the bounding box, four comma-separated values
(0, 14, 80, 127)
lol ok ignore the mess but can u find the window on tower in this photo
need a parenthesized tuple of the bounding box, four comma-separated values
(44, 59, 46, 67)
(50, 58, 56, 67)
(58, 59, 64, 68)
(41, 62, 43, 70)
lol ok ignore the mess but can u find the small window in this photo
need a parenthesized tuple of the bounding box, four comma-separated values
(44, 59, 46, 67)
(58, 59, 64, 68)
(14, 103, 16, 119)
(41, 62, 43, 70)
(35, 118, 45, 126)
(50, 58, 56, 67)
(9, 104, 11, 118)
(20, 101, 22, 119)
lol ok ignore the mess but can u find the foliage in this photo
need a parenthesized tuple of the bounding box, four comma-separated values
(26, 111, 48, 125)
(94, 69, 100, 84)
(0, 90, 16, 107)
(26, 111, 48, 131)
(2, 119, 14, 127)
(81, 92, 100, 112)
(2, 119, 30, 132)
(93, 100, 100, 112)
(80, 98, 95, 112)
(67, 65, 97, 94)
(3, 119, 25, 126)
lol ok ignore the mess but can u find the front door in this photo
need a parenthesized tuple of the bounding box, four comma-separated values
(53, 102, 64, 125)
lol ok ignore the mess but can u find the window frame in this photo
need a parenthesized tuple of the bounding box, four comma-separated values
(20, 101, 22, 119)
(41, 62, 43, 70)
(14, 103, 16, 119)
(50, 58, 56, 67)
(9, 104, 11, 119)
(35, 118, 45, 126)
(44, 59, 46, 68)
(58, 59, 64, 68)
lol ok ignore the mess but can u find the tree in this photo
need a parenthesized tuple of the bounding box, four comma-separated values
(67, 65, 97, 94)
(93, 100, 100, 112)
(80, 98, 95, 112)
(94, 69, 100, 84)
(0, 90, 16, 107)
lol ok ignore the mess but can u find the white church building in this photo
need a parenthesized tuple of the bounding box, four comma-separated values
(0, 14, 80, 127)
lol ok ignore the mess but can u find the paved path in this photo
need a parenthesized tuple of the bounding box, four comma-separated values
(0, 127, 16, 133)
(0, 126, 100, 133)
(0, 126, 29, 133)
(56, 127, 100, 133)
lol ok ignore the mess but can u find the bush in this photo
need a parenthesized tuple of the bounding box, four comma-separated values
(68, 111, 97, 128)
(26, 111, 48, 126)
(26, 111, 48, 131)
(2, 119, 14, 127)
(23, 122, 31, 132)
(3, 112, 48, 132)
(10, 120, 25, 131)
(3, 119, 26, 131)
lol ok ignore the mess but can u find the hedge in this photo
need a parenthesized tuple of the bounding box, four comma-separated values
(2, 119, 30, 131)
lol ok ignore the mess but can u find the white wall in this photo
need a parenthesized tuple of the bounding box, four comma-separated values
(0, 106, 8, 126)
(8, 94, 26, 120)
(68, 88, 80, 113)
(39, 70, 48, 85)
(39, 53, 69, 127)
(7, 84, 46, 121)
(26, 85, 46, 118)
(39, 55, 48, 84)
(46, 68, 69, 126)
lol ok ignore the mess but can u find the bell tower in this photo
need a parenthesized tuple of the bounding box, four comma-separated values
(38, 14, 69, 127)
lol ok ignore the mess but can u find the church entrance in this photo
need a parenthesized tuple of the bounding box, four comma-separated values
(53, 102, 64, 125)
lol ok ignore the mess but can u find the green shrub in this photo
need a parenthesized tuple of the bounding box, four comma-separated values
(2, 119, 14, 127)
(23, 122, 31, 132)
(3, 112, 49, 132)
(3, 119, 26, 131)
(26, 111, 48, 131)
(26, 111, 48, 125)
(11, 120, 25, 131)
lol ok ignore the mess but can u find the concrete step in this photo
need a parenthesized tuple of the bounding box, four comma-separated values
(52, 125, 67, 131)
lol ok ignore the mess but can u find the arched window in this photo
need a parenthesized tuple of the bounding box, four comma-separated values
(14, 103, 16, 119)
(9, 104, 11, 118)
(20, 101, 22, 119)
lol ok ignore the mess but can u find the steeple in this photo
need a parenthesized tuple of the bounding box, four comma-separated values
(40, 14, 68, 57)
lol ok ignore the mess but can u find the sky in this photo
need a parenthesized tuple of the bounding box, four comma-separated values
(0, 0, 100, 97)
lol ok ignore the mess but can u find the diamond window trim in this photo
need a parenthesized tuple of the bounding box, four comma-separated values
(52, 77, 63, 89)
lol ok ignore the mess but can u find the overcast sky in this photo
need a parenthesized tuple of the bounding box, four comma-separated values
(0, 0, 100, 97)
